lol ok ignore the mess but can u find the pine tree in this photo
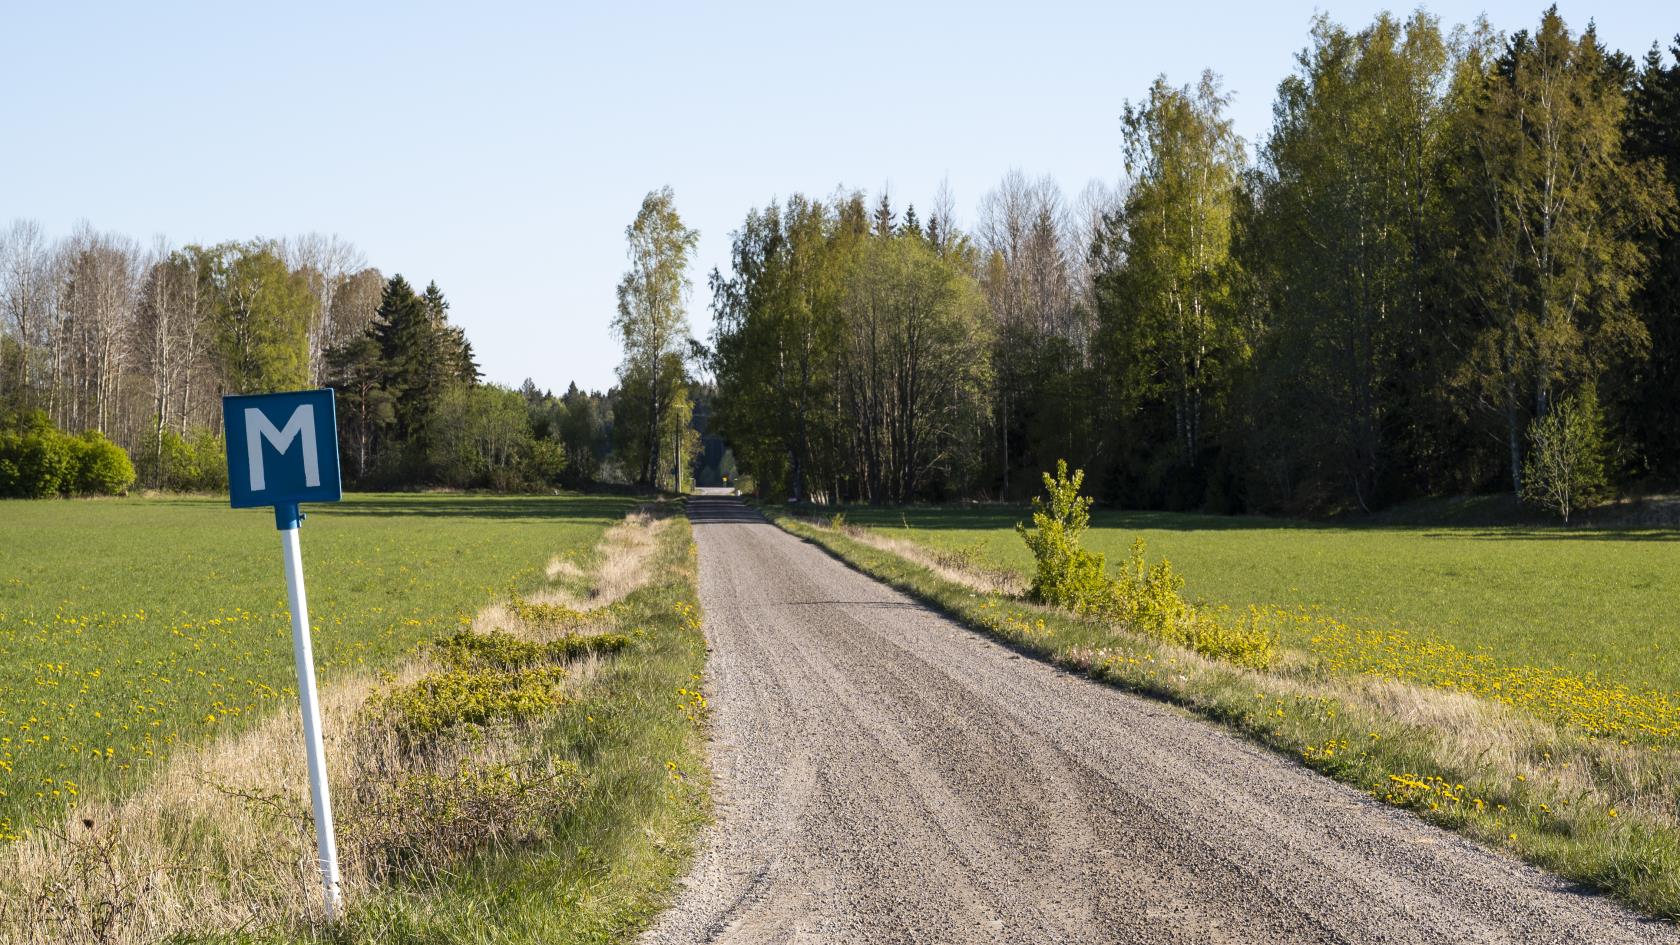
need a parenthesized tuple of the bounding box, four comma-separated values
(872, 194, 896, 237)
(901, 205, 922, 239)
(422, 280, 480, 384)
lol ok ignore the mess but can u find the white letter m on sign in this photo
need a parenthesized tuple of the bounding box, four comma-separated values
(245, 405, 319, 492)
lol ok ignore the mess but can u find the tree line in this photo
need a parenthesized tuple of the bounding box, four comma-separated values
(707, 7, 1680, 515)
(0, 228, 630, 494)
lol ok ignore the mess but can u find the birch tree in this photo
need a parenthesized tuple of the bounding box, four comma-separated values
(0, 220, 52, 403)
(1102, 72, 1246, 469)
(1452, 9, 1674, 492)
(614, 187, 698, 487)
(285, 233, 366, 384)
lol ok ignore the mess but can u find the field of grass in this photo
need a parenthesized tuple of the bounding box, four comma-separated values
(828, 505, 1680, 695)
(0, 493, 635, 842)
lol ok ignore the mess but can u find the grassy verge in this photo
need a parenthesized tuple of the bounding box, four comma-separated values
(4, 502, 709, 944)
(764, 507, 1680, 921)
(319, 504, 709, 944)
(821, 502, 1680, 693)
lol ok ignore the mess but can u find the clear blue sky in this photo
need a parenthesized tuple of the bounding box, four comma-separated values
(3, 2, 1673, 393)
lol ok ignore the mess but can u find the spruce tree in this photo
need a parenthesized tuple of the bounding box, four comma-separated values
(1619, 40, 1680, 477)
(372, 274, 444, 448)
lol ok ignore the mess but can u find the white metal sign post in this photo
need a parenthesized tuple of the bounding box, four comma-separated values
(223, 389, 344, 919)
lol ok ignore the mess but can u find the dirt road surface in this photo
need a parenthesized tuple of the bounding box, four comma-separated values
(643, 496, 1677, 944)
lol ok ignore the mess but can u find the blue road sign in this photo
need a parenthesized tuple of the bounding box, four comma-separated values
(223, 389, 343, 521)
(220, 388, 347, 912)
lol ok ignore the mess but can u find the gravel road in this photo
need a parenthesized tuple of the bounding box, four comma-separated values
(642, 496, 1677, 944)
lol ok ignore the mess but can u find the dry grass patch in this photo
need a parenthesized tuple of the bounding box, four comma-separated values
(805, 513, 1024, 596)
(587, 507, 668, 606)
(474, 508, 666, 639)
(546, 555, 585, 580)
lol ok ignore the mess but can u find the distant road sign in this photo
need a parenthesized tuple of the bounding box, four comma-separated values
(224, 389, 342, 509)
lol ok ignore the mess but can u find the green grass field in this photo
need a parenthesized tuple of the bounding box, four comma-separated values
(828, 505, 1680, 694)
(0, 493, 634, 840)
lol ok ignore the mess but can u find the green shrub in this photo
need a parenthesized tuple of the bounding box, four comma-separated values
(510, 597, 597, 631)
(1016, 460, 1109, 609)
(520, 438, 568, 488)
(1098, 537, 1277, 667)
(433, 628, 631, 670)
(366, 666, 571, 745)
(1522, 386, 1609, 523)
(0, 429, 74, 498)
(185, 430, 229, 492)
(68, 431, 135, 496)
(1019, 461, 1277, 668)
(143, 428, 228, 492)
(1183, 607, 1282, 669)
(0, 413, 135, 498)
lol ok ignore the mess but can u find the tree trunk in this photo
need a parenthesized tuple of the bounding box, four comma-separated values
(1505, 369, 1523, 495)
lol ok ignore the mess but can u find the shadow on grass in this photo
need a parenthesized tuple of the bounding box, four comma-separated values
(323, 494, 642, 522)
(1420, 528, 1680, 542)
(803, 503, 1319, 534)
(788, 501, 1680, 542)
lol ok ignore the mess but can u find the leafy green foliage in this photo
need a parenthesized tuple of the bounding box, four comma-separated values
(366, 666, 570, 746)
(1016, 460, 1108, 608)
(697, 10, 1680, 515)
(1522, 388, 1610, 522)
(1442, 11, 1675, 500)
(508, 598, 594, 631)
(1618, 41, 1680, 477)
(208, 241, 313, 394)
(137, 428, 227, 493)
(1017, 461, 1277, 667)
(1244, 13, 1451, 510)
(0, 412, 74, 498)
(1105, 72, 1245, 471)
(1103, 539, 1278, 667)
(614, 187, 700, 488)
(712, 192, 991, 502)
(0, 412, 134, 498)
(67, 431, 135, 496)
